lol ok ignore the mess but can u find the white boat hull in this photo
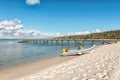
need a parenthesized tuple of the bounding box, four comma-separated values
(60, 45, 96, 56)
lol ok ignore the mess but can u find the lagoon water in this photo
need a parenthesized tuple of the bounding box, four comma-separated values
(0, 39, 102, 69)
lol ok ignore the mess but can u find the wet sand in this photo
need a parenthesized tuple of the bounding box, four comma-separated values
(0, 56, 77, 80)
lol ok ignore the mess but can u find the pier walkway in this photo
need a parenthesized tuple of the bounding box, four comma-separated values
(18, 38, 119, 45)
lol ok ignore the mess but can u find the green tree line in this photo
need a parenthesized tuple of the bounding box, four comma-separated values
(55, 30, 120, 40)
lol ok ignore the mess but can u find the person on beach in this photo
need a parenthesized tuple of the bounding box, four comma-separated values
(62, 48, 68, 53)
(78, 45, 83, 50)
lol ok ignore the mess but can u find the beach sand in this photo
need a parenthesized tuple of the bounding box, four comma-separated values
(0, 56, 77, 80)
(1, 42, 120, 80)
(14, 42, 120, 80)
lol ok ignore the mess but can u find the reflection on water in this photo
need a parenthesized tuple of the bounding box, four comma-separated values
(0, 39, 102, 68)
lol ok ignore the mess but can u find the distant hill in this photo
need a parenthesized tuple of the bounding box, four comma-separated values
(55, 30, 120, 40)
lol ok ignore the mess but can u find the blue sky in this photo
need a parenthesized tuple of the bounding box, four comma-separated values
(0, 0, 120, 38)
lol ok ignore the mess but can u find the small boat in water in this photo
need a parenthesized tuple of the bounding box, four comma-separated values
(60, 45, 96, 56)
(8, 41, 14, 43)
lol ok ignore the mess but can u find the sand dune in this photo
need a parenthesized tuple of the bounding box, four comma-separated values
(15, 42, 120, 80)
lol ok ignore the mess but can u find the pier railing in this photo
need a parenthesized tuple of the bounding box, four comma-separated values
(18, 38, 119, 45)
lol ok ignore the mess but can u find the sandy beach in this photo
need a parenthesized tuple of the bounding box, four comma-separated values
(14, 42, 120, 80)
(0, 56, 77, 80)
(1, 42, 120, 80)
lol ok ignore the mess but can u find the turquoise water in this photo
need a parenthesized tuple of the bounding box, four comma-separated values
(0, 39, 101, 69)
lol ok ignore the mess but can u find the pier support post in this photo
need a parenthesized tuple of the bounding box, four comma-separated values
(39, 40, 41, 44)
(43, 40, 45, 44)
(81, 40, 84, 45)
(51, 40, 53, 44)
(67, 40, 69, 44)
(61, 40, 63, 44)
(56, 40, 58, 44)
(101, 40, 104, 44)
(90, 40, 94, 45)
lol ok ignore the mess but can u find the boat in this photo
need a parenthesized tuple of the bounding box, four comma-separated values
(60, 45, 96, 56)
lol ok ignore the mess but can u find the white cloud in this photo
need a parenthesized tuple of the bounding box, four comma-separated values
(0, 19, 102, 39)
(26, 0, 40, 5)
(67, 29, 101, 36)
(0, 19, 62, 39)
(91, 29, 101, 33)
(0, 19, 23, 38)
(67, 31, 90, 36)
(94, 29, 101, 33)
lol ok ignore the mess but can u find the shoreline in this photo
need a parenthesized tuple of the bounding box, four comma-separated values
(0, 55, 78, 80)
(14, 42, 120, 80)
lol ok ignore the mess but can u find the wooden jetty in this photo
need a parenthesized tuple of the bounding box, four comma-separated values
(18, 38, 119, 45)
